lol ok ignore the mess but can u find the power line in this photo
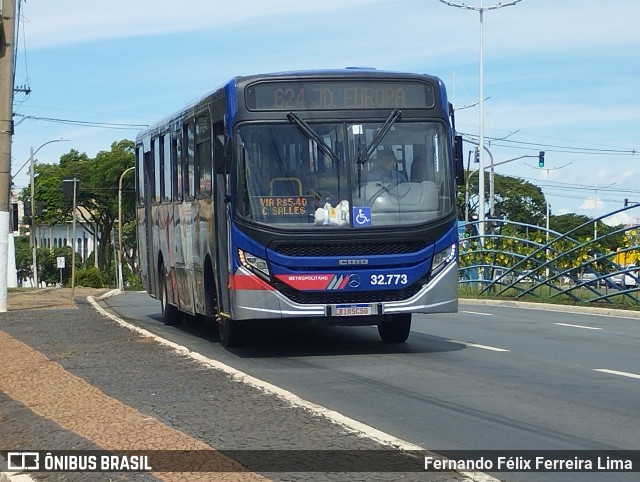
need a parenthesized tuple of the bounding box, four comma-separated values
(14, 114, 148, 130)
(461, 131, 638, 157)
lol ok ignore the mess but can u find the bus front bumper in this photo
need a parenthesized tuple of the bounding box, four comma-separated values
(230, 261, 458, 322)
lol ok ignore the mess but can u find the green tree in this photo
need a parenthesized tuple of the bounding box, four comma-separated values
(550, 213, 593, 238)
(493, 174, 546, 227)
(550, 213, 624, 254)
(24, 140, 136, 282)
(121, 218, 138, 280)
(78, 139, 135, 276)
(14, 235, 31, 283)
(458, 171, 546, 226)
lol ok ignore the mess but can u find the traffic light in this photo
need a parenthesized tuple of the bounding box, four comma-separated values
(11, 203, 18, 230)
(538, 151, 545, 168)
(36, 200, 47, 216)
(63, 180, 74, 198)
(474, 147, 480, 163)
(624, 199, 629, 207)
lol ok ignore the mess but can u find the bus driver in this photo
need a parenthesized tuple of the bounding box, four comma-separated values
(368, 151, 408, 183)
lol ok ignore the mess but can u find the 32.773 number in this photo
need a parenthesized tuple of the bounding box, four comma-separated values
(370, 274, 408, 286)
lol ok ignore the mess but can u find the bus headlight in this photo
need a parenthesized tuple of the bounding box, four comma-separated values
(238, 249, 270, 278)
(431, 243, 456, 277)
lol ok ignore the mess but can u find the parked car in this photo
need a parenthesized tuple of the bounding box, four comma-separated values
(609, 272, 624, 286)
(578, 272, 597, 286)
(623, 265, 638, 288)
(608, 265, 638, 288)
(516, 271, 534, 283)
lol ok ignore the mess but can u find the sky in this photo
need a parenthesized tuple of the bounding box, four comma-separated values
(7, 0, 640, 225)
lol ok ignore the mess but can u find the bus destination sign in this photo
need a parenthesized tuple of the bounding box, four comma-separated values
(246, 81, 434, 111)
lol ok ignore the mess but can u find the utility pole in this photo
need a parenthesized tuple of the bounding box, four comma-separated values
(71, 178, 77, 297)
(0, 0, 17, 312)
(30, 147, 38, 287)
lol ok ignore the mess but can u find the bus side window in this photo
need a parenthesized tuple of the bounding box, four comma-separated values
(162, 134, 171, 202)
(173, 133, 183, 202)
(212, 120, 225, 174)
(185, 122, 196, 200)
(153, 137, 161, 204)
(196, 113, 212, 196)
(136, 145, 145, 205)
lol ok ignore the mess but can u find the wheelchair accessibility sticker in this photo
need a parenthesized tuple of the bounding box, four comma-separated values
(353, 207, 371, 227)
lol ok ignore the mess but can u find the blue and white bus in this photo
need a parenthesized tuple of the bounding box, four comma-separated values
(135, 68, 464, 346)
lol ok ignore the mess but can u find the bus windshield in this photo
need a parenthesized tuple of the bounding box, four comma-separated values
(236, 120, 454, 229)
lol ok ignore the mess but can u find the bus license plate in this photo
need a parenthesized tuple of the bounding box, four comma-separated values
(333, 304, 377, 317)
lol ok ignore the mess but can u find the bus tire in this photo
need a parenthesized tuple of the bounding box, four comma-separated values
(160, 264, 181, 325)
(377, 314, 411, 343)
(218, 318, 243, 347)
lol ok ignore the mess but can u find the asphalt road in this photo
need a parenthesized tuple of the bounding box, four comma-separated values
(101, 292, 640, 482)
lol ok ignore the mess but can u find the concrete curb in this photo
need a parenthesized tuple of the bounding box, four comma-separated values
(461, 297, 640, 319)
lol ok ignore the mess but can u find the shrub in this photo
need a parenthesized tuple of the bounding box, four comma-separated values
(75, 267, 105, 288)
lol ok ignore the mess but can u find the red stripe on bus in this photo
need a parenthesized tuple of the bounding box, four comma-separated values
(229, 273, 275, 291)
(274, 274, 332, 290)
(338, 275, 350, 289)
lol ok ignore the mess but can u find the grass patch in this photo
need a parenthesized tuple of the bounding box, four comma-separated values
(459, 283, 640, 311)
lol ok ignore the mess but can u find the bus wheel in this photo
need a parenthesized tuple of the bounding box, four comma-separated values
(160, 265, 181, 325)
(218, 317, 243, 347)
(377, 314, 411, 343)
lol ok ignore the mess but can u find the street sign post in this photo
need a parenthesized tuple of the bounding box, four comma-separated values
(57, 256, 65, 285)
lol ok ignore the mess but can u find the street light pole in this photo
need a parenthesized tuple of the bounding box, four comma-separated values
(464, 153, 537, 221)
(464, 145, 494, 222)
(0, 0, 17, 312)
(439, 0, 521, 237)
(30, 147, 37, 287)
(118, 166, 135, 291)
(28, 139, 69, 288)
(478, 1, 486, 236)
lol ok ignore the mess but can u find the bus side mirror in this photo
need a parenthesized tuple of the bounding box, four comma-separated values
(214, 135, 231, 174)
(454, 135, 464, 185)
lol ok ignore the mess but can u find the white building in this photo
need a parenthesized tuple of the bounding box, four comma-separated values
(33, 221, 98, 263)
(12, 194, 98, 265)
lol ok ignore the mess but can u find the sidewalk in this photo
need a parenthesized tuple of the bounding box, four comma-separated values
(0, 288, 471, 482)
(6, 287, 107, 311)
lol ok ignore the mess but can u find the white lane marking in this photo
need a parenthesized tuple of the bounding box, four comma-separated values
(594, 369, 640, 380)
(554, 322, 602, 330)
(89, 292, 499, 482)
(447, 339, 510, 352)
(461, 310, 494, 316)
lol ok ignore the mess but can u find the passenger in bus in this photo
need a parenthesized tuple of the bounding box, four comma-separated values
(369, 151, 408, 183)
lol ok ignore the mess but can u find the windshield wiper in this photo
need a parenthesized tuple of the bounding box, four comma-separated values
(287, 112, 341, 164)
(356, 109, 402, 164)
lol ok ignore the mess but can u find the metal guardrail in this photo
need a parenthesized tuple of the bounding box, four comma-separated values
(459, 206, 640, 305)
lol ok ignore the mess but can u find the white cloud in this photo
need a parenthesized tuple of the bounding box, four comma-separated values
(602, 211, 633, 227)
(21, 0, 385, 49)
(579, 196, 605, 212)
